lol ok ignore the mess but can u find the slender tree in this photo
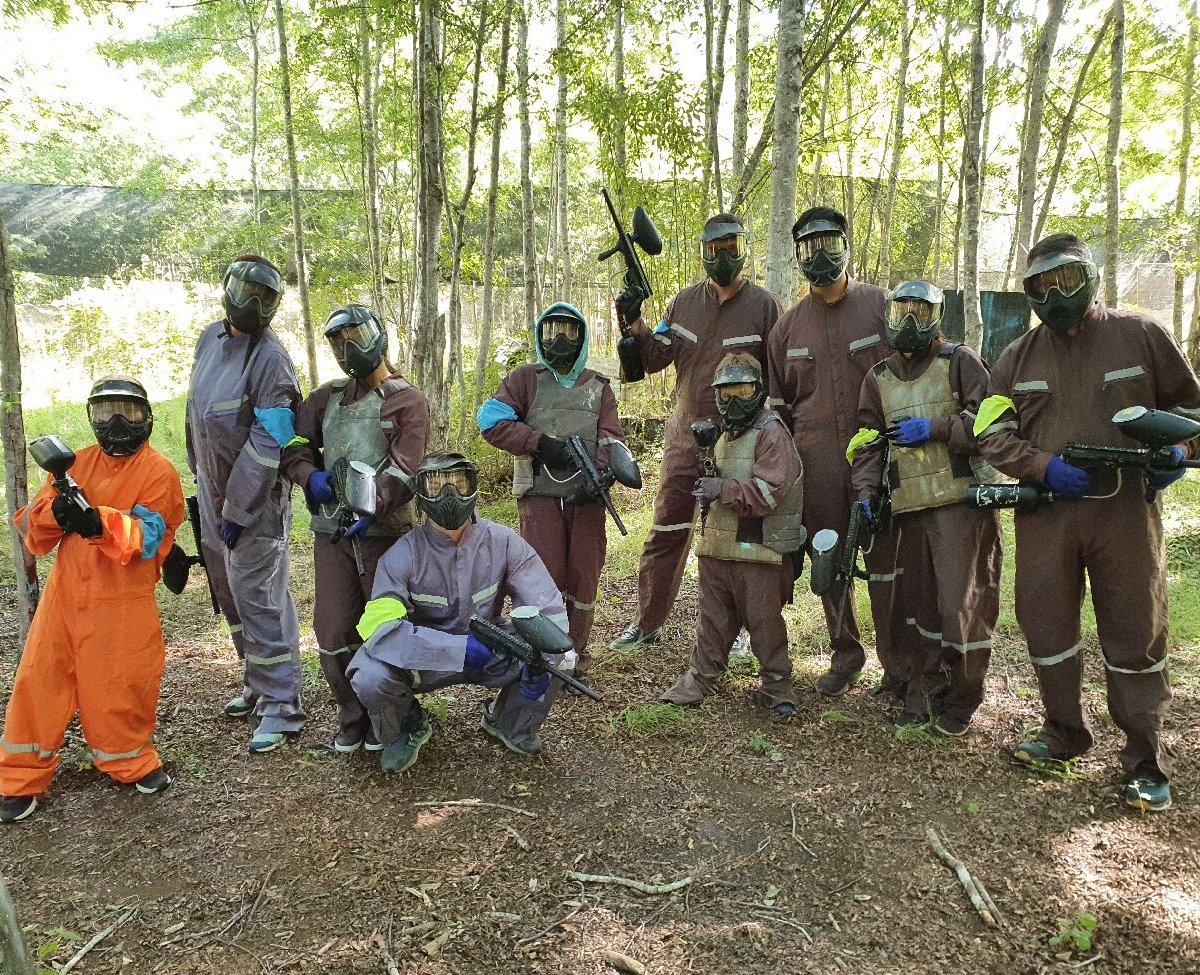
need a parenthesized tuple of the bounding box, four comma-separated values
(518, 2, 538, 325)
(877, 0, 912, 287)
(1174, 2, 1197, 340)
(962, 0, 985, 350)
(554, 0, 572, 300)
(359, 0, 387, 319)
(764, 0, 804, 301)
(731, 0, 751, 183)
(1104, 0, 1125, 307)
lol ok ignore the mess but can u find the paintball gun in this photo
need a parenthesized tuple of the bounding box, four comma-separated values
(967, 406, 1200, 509)
(563, 435, 641, 537)
(29, 436, 92, 515)
(328, 457, 377, 576)
(691, 419, 721, 535)
(598, 187, 663, 384)
(162, 496, 221, 614)
(468, 607, 603, 702)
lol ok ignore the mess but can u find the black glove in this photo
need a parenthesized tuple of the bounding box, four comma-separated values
(51, 494, 103, 538)
(616, 286, 646, 325)
(537, 434, 574, 470)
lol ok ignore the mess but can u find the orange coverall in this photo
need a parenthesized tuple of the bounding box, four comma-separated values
(0, 444, 184, 797)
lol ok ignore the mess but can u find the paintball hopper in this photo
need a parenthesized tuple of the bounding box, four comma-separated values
(511, 605, 575, 656)
(331, 458, 378, 518)
(1113, 406, 1200, 451)
(30, 435, 76, 478)
(599, 206, 663, 263)
(690, 419, 721, 452)
(608, 442, 643, 490)
(809, 528, 839, 597)
(162, 543, 202, 595)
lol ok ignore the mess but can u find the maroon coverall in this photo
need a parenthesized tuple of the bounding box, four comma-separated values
(661, 410, 802, 707)
(978, 303, 1200, 778)
(281, 371, 430, 742)
(480, 364, 626, 671)
(768, 278, 891, 676)
(852, 342, 1002, 723)
(630, 279, 781, 634)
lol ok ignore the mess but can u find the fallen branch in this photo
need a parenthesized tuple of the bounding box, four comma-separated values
(413, 799, 535, 819)
(602, 949, 647, 974)
(925, 828, 999, 927)
(758, 913, 813, 943)
(566, 871, 692, 896)
(516, 906, 581, 945)
(61, 908, 136, 974)
(828, 872, 866, 895)
(789, 804, 818, 858)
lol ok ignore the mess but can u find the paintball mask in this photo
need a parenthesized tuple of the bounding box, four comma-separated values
(325, 304, 387, 380)
(886, 280, 945, 354)
(793, 218, 849, 287)
(415, 453, 479, 531)
(87, 376, 153, 457)
(1022, 250, 1098, 334)
(700, 215, 748, 288)
(223, 258, 284, 335)
(536, 303, 586, 372)
(712, 353, 766, 434)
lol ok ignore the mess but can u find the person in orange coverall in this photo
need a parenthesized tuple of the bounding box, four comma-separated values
(0, 377, 185, 824)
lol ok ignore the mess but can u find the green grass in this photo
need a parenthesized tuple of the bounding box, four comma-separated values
(609, 703, 701, 737)
(743, 730, 782, 760)
(894, 722, 948, 747)
(819, 709, 858, 724)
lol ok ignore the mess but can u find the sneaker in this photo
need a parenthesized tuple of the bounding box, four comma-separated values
(0, 795, 38, 824)
(934, 714, 972, 738)
(480, 700, 543, 756)
(363, 729, 384, 753)
(771, 701, 797, 718)
(248, 732, 292, 754)
(1012, 739, 1059, 765)
(380, 717, 433, 774)
(894, 711, 928, 728)
(816, 669, 861, 698)
(224, 696, 254, 719)
(609, 624, 662, 652)
(134, 768, 172, 795)
(333, 730, 365, 754)
(1124, 775, 1172, 812)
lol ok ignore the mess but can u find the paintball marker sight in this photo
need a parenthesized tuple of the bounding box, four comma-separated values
(29, 436, 91, 514)
(691, 419, 721, 535)
(599, 187, 662, 384)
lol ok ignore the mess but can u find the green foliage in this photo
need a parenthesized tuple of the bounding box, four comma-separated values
(743, 730, 782, 760)
(609, 703, 701, 737)
(1049, 912, 1098, 954)
(819, 709, 857, 724)
(894, 722, 947, 747)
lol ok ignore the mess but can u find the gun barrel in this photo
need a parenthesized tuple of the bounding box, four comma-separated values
(469, 615, 602, 702)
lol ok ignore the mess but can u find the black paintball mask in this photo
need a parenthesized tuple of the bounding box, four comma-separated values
(712, 355, 766, 435)
(87, 376, 153, 457)
(700, 214, 749, 288)
(325, 304, 387, 380)
(886, 280, 945, 355)
(793, 217, 849, 287)
(1022, 243, 1099, 334)
(415, 453, 479, 531)
(222, 257, 284, 335)
(535, 303, 586, 372)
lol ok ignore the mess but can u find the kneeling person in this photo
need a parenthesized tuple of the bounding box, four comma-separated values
(661, 354, 804, 715)
(347, 453, 570, 772)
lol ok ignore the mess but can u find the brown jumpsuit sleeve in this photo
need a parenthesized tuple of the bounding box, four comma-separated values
(767, 324, 793, 434)
(375, 382, 430, 519)
(1147, 322, 1200, 460)
(977, 349, 1056, 483)
(943, 345, 991, 454)
(594, 380, 626, 469)
(851, 369, 886, 501)
(280, 383, 333, 491)
(631, 296, 678, 375)
(720, 420, 801, 518)
(479, 367, 542, 457)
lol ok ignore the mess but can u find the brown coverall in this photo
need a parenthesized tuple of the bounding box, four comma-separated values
(480, 364, 627, 670)
(661, 410, 802, 707)
(852, 343, 1002, 723)
(978, 303, 1200, 778)
(631, 279, 781, 633)
(768, 279, 891, 676)
(281, 372, 429, 742)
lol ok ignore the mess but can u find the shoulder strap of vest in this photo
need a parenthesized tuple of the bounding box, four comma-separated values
(330, 378, 351, 391)
(872, 360, 889, 377)
(938, 343, 961, 357)
(751, 410, 782, 431)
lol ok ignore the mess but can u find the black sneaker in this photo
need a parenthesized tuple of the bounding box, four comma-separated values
(363, 728, 384, 753)
(480, 701, 543, 756)
(381, 713, 433, 774)
(894, 711, 928, 728)
(0, 795, 38, 824)
(934, 714, 972, 738)
(333, 729, 365, 754)
(608, 624, 662, 651)
(223, 696, 254, 719)
(134, 768, 172, 795)
(816, 669, 861, 698)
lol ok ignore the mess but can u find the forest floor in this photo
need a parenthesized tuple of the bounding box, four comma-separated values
(2, 474, 1200, 975)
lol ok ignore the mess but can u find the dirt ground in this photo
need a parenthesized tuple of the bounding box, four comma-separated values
(2, 525, 1200, 975)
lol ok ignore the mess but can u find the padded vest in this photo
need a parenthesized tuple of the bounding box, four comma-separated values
(513, 369, 605, 499)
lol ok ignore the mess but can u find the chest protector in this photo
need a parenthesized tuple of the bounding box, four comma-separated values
(513, 369, 605, 499)
(311, 379, 416, 538)
(877, 349, 998, 514)
(695, 412, 806, 565)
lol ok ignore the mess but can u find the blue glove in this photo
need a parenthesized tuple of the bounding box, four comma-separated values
(854, 497, 877, 532)
(345, 514, 373, 538)
(219, 518, 243, 549)
(519, 665, 551, 702)
(1148, 446, 1187, 490)
(886, 416, 932, 447)
(1045, 457, 1093, 499)
(307, 469, 336, 504)
(464, 634, 495, 671)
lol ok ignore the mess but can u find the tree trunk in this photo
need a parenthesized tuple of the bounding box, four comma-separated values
(731, 0, 751, 184)
(1174, 3, 1197, 340)
(360, 0, 387, 319)
(518, 3, 538, 326)
(844, 68, 855, 276)
(1033, 12, 1112, 245)
(613, 0, 626, 178)
(704, 0, 731, 211)
(554, 0, 572, 301)
(413, 0, 447, 444)
(877, 0, 912, 288)
(932, 18, 948, 284)
(961, 0, 985, 351)
(764, 0, 804, 302)
(273, 0, 318, 385)
(473, 1, 513, 416)
(241, 0, 262, 249)
(1104, 0, 1125, 308)
(0, 214, 38, 649)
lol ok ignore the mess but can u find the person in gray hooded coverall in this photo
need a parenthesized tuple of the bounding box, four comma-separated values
(347, 453, 570, 774)
(185, 253, 306, 754)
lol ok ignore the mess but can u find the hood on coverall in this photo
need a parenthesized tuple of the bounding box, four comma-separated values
(534, 302, 591, 389)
